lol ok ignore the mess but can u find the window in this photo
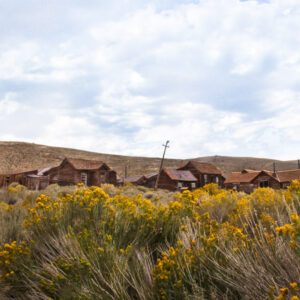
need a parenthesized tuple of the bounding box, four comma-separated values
(177, 182, 183, 188)
(216, 177, 219, 184)
(191, 182, 196, 188)
(204, 174, 208, 183)
(81, 172, 88, 186)
(259, 181, 269, 188)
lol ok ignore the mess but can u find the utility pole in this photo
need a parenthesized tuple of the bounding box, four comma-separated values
(154, 140, 170, 190)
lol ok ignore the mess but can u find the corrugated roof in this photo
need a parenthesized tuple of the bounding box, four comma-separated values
(164, 169, 197, 182)
(65, 158, 105, 170)
(185, 161, 222, 175)
(277, 169, 300, 182)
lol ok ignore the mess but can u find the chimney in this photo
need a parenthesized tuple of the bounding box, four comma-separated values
(179, 160, 184, 168)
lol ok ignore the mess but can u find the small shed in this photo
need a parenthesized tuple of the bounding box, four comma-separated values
(224, 169, 280, 193)
(27, 174, 49, 190)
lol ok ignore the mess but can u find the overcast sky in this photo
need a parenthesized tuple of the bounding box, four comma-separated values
(0, 0, 300, 160)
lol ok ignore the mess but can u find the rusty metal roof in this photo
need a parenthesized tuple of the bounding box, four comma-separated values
(164, 169, 197, 182)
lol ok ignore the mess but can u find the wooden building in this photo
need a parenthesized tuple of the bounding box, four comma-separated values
(224, 168, 300, 193)
(43, 158, 117, 187)
(224, 169, 280, 193)
(0, 169, 38, 188)
(156, 169, 197, 191)
(178, 161, 224, 187)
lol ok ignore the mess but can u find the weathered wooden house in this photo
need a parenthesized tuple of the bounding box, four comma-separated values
(0, 169, 38, 188)
(178, 161, 224, 187)
(224, 168, 300, 193)
(43, 158, 117, 187)
(224, 169, 280, 193)
(156, 169, 197, 191)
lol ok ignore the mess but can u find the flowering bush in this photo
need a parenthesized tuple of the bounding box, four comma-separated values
(0, 182, 299, 299)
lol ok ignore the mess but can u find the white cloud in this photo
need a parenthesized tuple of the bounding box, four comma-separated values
(0, 93, 21, 116)
(0, 0, 300, 160)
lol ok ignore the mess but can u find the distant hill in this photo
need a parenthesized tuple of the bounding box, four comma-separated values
(0, 141, 299, 178)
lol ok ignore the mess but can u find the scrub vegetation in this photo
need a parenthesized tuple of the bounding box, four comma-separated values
(1, 182, 300, 299)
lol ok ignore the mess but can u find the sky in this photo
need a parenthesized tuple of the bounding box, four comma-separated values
(0, 0, 300, 160)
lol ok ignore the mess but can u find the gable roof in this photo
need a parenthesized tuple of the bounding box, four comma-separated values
(164, 169, 197, 182)
(182, 161, 222, 175)
(224, 171, 261, 184)
(64, 158, 106, 170)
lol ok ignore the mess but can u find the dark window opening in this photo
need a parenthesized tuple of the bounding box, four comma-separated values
(259, 181, 269, 188)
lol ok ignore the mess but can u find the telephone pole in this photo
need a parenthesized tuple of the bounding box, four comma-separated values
(154, 140, 170, 190)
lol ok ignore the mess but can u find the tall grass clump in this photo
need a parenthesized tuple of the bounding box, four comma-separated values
(0, 182, 300, 299)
